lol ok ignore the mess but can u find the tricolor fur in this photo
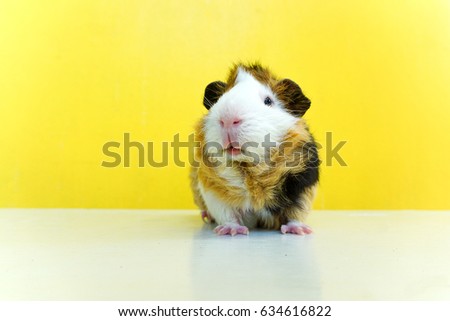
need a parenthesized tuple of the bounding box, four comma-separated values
(190, 63, 319, 235)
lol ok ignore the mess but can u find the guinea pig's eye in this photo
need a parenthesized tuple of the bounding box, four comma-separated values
(264, 96, 273, 106)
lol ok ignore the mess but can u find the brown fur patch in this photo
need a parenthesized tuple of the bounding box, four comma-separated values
(274, 79, 311, 117)
(225, 62, 278, 90)
(237, 120, 313, 210)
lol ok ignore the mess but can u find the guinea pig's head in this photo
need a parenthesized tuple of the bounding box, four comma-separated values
(202, 63, 311, 163)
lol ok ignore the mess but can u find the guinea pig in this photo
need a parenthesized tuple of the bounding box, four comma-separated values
(190, 63, 319, 236)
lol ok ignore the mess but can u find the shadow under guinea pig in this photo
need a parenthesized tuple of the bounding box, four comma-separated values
(189, 224, 322, 300)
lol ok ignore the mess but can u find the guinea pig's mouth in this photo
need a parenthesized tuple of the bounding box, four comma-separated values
(225, 142, 242, 155)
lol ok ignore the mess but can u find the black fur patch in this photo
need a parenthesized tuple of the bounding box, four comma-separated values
(203, 81, 226, 110)
(266, 141, 320, 216)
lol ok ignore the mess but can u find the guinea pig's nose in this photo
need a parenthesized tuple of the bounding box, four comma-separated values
(219, 117, 242, 128)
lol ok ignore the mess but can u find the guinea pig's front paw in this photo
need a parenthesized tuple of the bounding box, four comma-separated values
(214, 223, 249, 236)
(201, 210, 214, 223)
(281, 221, 313, 235)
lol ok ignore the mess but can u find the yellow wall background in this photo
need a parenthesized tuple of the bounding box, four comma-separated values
(1, 0, 449, 209)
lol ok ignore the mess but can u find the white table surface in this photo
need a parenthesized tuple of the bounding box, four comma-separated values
(1, 209, 449, 300)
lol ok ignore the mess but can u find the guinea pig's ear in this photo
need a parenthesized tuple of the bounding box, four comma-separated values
(203, 81, 226, 110)
(274, 79, 311, 117)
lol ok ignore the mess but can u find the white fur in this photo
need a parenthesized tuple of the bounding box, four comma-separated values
(198, 182, 240, 225)
(219, 166, 246, 189)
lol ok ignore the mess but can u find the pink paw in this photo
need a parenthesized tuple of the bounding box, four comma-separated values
(280, 222, 313, 235)
(214, 223, 249, 236)
(201, 210, 214, 223)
